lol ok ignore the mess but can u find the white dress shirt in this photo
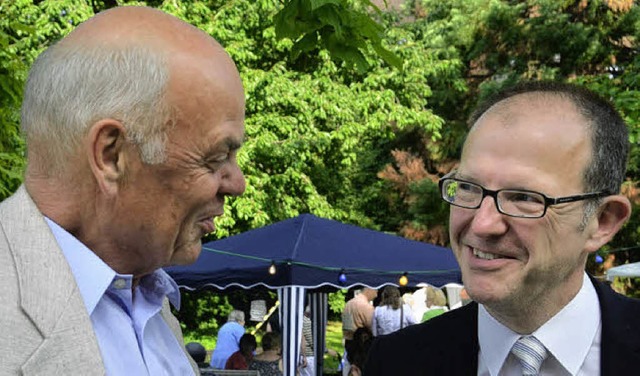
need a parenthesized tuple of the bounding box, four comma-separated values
(46, 218, 193, 375)
(478, 273, 601, 376)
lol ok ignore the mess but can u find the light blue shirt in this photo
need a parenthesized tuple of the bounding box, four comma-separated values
(210, 321, 245, 369)
(46, 218, 194, 376)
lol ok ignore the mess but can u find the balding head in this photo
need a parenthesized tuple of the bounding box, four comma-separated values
(466, 81, 629, 196)
(61, 6, 222, 55)
(21, 6, 235, 178)
(21, 8, 245, 275)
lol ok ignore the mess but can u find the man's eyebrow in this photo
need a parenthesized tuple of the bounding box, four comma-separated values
(224, 136, 244, 151)
(454, 172, 473, 181)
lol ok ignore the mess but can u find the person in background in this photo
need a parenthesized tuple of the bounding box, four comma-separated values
(365, 81, 640, 375)
(341, 287, 377, 376)
(211, 309, 246, 369)
(345, 327, 373, 376)
(299, 305, 315, 376)
(0, 6, 246, 375)
(186, 342, 210, 369)
(225, 333, 257, 370)
(249, 332, 284, 376)
(421, 286, 448, 322)
(372, 286, 416, 336)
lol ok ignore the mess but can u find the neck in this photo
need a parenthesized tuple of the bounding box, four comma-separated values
(25, 169, 84, 232)
(26, 167, 145, 279)
(484, 272, 586, 334)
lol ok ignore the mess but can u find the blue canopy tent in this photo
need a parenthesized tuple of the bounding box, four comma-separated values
(606, 262, 640, 281)
(166, 214, 461, 375)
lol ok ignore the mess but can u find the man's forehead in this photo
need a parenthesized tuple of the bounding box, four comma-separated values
(466, 94, 589, 149)
(473, 92, 576, 128)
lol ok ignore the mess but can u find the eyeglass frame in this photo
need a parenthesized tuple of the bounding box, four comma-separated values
(438, 171, 613, 218)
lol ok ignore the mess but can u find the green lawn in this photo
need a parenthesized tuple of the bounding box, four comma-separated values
(323, 320, 343, 374)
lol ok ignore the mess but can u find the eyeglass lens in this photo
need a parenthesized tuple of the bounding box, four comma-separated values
(441, 179, 546, 218)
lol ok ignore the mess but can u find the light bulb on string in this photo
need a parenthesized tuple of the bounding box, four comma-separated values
(595, 254, 604, 264)
(399, 272, 408, 286)
(268, 261, 277, 275)
(338, 269, 347, 284)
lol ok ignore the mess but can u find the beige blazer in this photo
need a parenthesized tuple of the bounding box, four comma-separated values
(0, 186, 198, 375)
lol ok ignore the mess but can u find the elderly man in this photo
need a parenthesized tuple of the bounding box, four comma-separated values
(365, 81, 640, 375)
(211, 310, 246, 369)
(0, 6, 245, 375)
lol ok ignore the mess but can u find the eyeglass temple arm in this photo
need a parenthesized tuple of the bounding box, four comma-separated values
(547, 191, 612, 205)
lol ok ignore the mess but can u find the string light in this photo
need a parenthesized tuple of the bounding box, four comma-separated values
(595, 254, 604, 264)
(399, 272, 408, 286)
(201, 246, 459, 283)
(338, 269, 347, 284)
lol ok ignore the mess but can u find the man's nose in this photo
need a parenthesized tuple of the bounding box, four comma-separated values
(221, 162, 246, 196)
(469, 196, 508, 236)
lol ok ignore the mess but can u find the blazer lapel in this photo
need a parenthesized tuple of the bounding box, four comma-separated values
(447, 302, 479, 374)
(160, 298, 199, 374)
(426, 302, 479, 374)
(1, 186, 104, 374)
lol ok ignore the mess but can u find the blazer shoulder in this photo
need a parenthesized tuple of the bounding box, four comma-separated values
(364, 303, 478, 376)
(593, 277, 640, 317)
(592, 277, 640, 373)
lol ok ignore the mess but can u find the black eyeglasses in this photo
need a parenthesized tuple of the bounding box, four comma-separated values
(438, 172, 611, 218)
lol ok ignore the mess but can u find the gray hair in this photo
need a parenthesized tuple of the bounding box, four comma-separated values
(228, 309, 245, 323)
(21, 40, 172, 175)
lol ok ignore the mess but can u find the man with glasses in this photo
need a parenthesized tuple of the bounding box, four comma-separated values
(365, 81, 640, 375)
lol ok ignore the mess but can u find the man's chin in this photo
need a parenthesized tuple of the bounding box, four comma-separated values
(170, 244, 203, 266)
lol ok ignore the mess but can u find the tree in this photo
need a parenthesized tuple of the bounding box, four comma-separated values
(0, 0, 94, 200)
(382, 0, 640, 283)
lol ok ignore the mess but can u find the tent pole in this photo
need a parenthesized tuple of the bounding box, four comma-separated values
(278, 286, 305, 375)
(310, 292, 328, 375)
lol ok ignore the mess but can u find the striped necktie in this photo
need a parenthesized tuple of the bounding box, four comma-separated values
(511, 335, 548, 375)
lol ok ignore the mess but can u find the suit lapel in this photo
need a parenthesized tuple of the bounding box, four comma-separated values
(160, 298, 199, 374)
(0, 186, 104, 373)
(451, 302, 479, 373)
(427, 302, 479, 374)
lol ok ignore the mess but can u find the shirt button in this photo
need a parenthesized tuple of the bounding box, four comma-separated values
(113, 278, 127, 289)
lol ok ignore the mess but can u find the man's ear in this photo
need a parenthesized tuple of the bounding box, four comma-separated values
(86, 119, 127, 196)
(584, 195, 631, 253)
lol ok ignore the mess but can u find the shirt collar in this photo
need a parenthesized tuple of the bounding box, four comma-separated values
(45, 217, 182, 313)
(478, 272, 600, 375)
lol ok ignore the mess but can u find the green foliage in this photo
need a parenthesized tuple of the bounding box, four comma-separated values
(173, 290, 233, 345)
(175, 288, 278, 342)
(0, 0, 95, 200)
(406, 179, 449, 230)
(274, 0, 402, 72)
(327, 289, 346, 319)
(398, 0, 640, 259)
(167, 0, 450, 236)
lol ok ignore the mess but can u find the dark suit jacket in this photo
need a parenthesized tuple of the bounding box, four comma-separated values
(364, 277, 640, 375)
